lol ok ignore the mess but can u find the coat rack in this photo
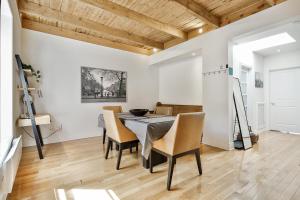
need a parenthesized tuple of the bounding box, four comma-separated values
(202, 64, 229, 76)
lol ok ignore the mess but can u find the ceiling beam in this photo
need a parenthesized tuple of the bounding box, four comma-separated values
(80, 0, 187, 39)
(265, 0, 276, 6)
(187, 24, 215, 39)
(164, 24, 214, 49)
(22, 19, 152, 55)
(19, 1, 163, 50)
(164, 0, 287, 49)
(220, 0, 270, 27)
(170, 0, 220, 28)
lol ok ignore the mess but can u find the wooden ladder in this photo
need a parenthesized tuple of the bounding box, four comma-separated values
(15, 54, 45, 159)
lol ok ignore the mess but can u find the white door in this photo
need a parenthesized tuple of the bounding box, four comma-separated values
(270, 67, 300, 133)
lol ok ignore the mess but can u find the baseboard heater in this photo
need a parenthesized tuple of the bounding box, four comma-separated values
(0, 136, 22, 197)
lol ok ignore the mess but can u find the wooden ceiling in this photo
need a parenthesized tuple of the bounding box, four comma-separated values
(18, 0, 286, 55)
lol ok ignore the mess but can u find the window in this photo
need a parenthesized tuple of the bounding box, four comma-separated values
(0, 0, 14, 163)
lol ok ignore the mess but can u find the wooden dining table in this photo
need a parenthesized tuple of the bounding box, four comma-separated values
(98, 112, 176, 168)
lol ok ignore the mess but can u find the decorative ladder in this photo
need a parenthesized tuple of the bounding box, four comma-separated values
(15, 54, 45, 159)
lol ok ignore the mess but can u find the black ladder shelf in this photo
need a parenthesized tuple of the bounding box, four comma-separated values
(16, 54, 46, 159)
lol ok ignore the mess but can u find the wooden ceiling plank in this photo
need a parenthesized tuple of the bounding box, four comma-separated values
(19, 1, 163, 49)
(220, 0, 270, 27)
(170, 0, 220, 28)
(265, 0, 276, 6)
(22, 19, 152, 55)
(80, 0, 187, 39)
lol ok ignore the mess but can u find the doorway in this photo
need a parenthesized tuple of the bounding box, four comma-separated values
(269, 67, 300, 133)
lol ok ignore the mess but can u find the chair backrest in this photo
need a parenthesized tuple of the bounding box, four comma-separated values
(102, 106, 123, 113)
(102, 110, 136, 143)
(155, 106, 173, 115)
(103, 110, 121, 142)
(163, 112, 205, 155)
(156, 102, 202, 116)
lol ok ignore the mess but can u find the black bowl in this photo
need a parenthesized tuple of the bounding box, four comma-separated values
(129, 109, 149, 116)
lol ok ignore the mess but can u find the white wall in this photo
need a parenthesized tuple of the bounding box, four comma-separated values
(158, 56, 202, 105)
(251, 53, 265, 132)
(21, 29, 158, 147)
(233, 44, 265, 132)
(264, 49, 300, 130)
(0, 0, 22, 199)
(0, 0, 22, 158)
(11, 0, 22, 139)
(264, 49, 300, 69)
(150, 0, 300, 150)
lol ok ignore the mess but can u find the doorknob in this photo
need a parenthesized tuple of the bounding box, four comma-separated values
(270, 102, 276, 105)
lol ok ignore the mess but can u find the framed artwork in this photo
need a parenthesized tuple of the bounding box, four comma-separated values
(255, 72, 264, 88)
(81, 66, 127, 103)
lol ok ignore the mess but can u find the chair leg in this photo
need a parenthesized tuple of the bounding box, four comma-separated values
(105, 139, 111, 159)
(149, 150, 153, 173)
(167, 157, 176, 191)
(130, 143, 133, 153)
(136, 142, 138, 153)
(195, 150, 202, 175)
(102, 128, 106, 144)
(116, 144, 123, 170)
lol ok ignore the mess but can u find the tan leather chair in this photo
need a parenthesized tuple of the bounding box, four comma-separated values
(149, 112, 205, 190)
(155, 106, 173, 115)
(102, 106, 123, 113)
(103, 110, 139, 170)
(102, 106, 123, 144)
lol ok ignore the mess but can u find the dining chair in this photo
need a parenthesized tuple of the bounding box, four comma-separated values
(103, 106, 123, 113)
(103, 110, 139, 170)
(155, 106, 173, 115)
(102, 106, 123, 144)
(149, 112, 205, 190)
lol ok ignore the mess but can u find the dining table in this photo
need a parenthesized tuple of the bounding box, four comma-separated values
(98, 112, 176, 168)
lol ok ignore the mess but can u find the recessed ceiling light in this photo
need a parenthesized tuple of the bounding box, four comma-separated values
(198, 28, 203, 34)
(277, 49, 281, 53)
(239, 32, 296, 51)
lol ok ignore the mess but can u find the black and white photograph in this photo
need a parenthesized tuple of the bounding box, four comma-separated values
(255, 72, 264, 88)
(81, 67, 127, 103)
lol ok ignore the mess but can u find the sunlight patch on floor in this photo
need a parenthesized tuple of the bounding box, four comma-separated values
(55, 188, 120, 200)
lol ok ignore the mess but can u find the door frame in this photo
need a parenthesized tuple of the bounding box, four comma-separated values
(239, 64, 251, 115)
(265, 65, 300, 131)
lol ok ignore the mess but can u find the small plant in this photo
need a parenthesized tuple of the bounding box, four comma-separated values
(22, 64, 41, 82)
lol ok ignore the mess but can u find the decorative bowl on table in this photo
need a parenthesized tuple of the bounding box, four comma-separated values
(129, 109, 149, 116)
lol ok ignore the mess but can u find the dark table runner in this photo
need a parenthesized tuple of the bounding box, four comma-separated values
(98, 113, 175, 158)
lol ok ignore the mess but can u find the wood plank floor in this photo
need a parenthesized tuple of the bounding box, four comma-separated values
(8, 132, 300, 200)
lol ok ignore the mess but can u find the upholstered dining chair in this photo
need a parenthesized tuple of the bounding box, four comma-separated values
(149, 112, 205, 190)
(103, 106, 123, 113)
(155, 106, 173, 115)
(102, 106, 123, 144)
(103, 110, 139, 170)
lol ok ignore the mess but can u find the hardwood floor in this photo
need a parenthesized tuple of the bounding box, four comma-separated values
(8, 132, 300, 200)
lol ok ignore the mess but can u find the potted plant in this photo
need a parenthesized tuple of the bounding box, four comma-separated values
(22, 64, 41, 82)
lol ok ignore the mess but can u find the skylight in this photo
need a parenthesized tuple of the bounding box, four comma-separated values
(238, 32, 296, 51)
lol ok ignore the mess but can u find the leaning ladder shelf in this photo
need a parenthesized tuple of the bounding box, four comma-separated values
(15, 54, 50, 159)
